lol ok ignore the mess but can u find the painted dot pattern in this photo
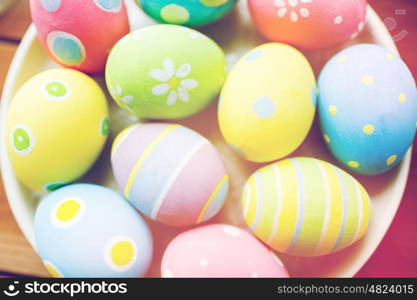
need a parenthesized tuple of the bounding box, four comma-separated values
(386, 155, 397, 166)
(362, 124, 375, 135)
(253, 96, 276, 119)
(101, 116, 110, 136)
(105, 237, 138, 272)
(328, 105, 338, 115)
(34, 185, 153, 277)
(334, 16, 343, 24)
(43, 81, 69, 101)
(94, 0, 122, 13)
(399, 93, 407, 103)
(348, 161, 360, 168)
(140, 0, 236, 27)
(200, 258, 208, 267)
(362, 75, 374, 86)
(11, 125, 35, 156)
(44, 181, 67, 191)
(161, 4, 190, 24)
(56, 199, 81, 222)
(47, 31, 86, 66)
(40, 0, 62, 12)
(111, 241, 134, 266)
(51, 197, 85, 228)
(222, 225, 242, 236)
(319, 44, 417, 175)
(55, 199, 81, 222)
(200, 0, 229, 6)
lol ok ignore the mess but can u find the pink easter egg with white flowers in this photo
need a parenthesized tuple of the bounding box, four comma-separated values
(30, 0, 129, 74)
(161, 224, 290, 278)
(248, 0, 368, 50)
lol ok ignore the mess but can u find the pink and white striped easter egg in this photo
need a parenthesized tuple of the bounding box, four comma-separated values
(111, 123, 229, 227)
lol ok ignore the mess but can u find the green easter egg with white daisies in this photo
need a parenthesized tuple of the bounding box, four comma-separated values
(105, 25, 227, 119)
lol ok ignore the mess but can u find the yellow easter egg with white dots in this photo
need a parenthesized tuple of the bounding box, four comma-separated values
(5, 69, 109, 192)
(219, 43, 316, 162)
(242, 157, 372, 257)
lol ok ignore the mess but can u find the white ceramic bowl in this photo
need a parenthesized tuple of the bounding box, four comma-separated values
(0, 0, 411, 277)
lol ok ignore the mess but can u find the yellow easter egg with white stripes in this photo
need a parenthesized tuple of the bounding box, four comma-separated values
(241, 157, 372, 257)
(219, 43, 316, 162)
(5, 69, 109, 192)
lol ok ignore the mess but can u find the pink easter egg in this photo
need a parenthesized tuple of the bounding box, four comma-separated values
(248, 0, 368, 50)
(30, 0, 129, 74)
(111, 123, 229, 227)
(161, 224, 290, 278)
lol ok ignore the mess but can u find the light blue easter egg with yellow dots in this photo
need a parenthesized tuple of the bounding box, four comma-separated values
(319, 44, 417, 175)
(137, 0, 237, 27)
(34, 184, 153, 278)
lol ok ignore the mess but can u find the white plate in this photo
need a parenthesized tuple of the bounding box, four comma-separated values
(0, 0, 411, 277)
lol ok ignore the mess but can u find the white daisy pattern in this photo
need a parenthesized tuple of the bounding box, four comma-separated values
(110, 84, 135, 113)
(274, 0, 312, 22)
(110, 84, 134, 106)
(150, 58, 199, 106)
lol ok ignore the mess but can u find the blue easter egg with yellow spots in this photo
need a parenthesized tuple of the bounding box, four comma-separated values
(318, 44, 417, 175)
(34, 184, 153, 278)
(137, 0, 237, 27)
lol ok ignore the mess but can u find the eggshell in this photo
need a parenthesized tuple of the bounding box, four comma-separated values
(5, 69, 109, 192)
(111, 123, 229, 226)
(34, 184, 153, 277)
(242, 157, 372, 257)
(248, 0, 368, 50)
(161, 224, 289, 277)
(318, 44, 417, 175)
(219, 43, 316, 163)
(137, 0, 237, 27)
(105, 24, 227, 119)
(30, 0, 129, 74)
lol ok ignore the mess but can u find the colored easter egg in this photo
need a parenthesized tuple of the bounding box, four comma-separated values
(248, 0, 368, 50)
(111, 123, 229, 226)
(219, 43, 316, 163)
(319, 44, 417, 175)
(30, 0, 129, 73)
(34, 184, 153, 277)
(161, 224, 289, 277)
(242, 157, 372, 257)
(105, 24, 227, 119)
(137, 0, 237, 27)
(5, 69, 109, 192)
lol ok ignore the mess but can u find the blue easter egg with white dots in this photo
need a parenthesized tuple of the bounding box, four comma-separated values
(34, 184, 153, 278)
(137, 0, 237, 27)
(318, 44, 417, 175)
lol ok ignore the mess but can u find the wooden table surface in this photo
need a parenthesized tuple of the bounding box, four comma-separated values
(0, 0, 416, 278)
